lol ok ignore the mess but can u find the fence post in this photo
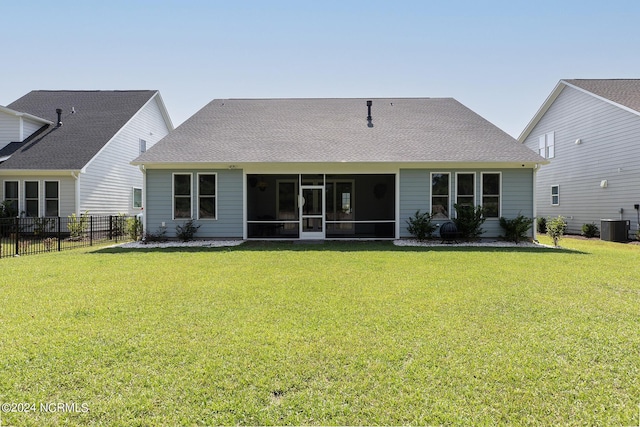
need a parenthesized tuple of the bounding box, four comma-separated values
(57, 217, 62, 252)
(109, 215, 113, 240)
(14, 217, 19, 256)
(90, 216, 93, 246)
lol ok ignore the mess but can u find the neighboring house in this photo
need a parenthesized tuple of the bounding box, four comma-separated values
(519, 79, 640, 236)
(133, 98, 545, 240)
(0, 90, 173, 218)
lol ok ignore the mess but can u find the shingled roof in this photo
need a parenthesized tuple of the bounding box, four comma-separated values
(134, 98, 544, 165)
(0, 90, 158, 170)
(564, 79, 640, 113)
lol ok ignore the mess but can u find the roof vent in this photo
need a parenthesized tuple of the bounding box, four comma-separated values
(56, 108, 63, 127)
(366, 100, 373, 128)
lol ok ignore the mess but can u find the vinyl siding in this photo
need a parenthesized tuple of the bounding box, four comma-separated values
(145, 168, 243, 238)
(0, 111, 20, 149)
(399, 168, 534, 238)
(523, 85, 640, 235)
(22, 118, 43, 139)
(1, 175, 76, 217)
(79, 96, 170, 215)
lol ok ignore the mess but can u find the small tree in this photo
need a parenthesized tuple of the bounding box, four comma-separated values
(547, 215, 567, 247)
(176, 220, 200, 242)
(453, 204, 486, 240)
(499, 214, 534, 244)
(68, 211, 90, 240)
(406, 210, 436, 241)
(581, 223, 599, 238)
(536, 216, 547, 234)
(126, 216, 144, 241)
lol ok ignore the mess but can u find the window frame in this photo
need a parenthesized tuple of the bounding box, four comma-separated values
(172, 173, 192, 220)
(197, 173, 217, 220)
(44, 180, 60, 217)
(455, 172, 476, 213)
(480, 172, 501, 219)
(3, 180, 19, 216)
(24, 180, 40, 217)
(133, 187, 143, 209)
(551, 185, 560, 206)
(430, 172, 451, 220)
(139, 139, 147, 154)
(538, 132, 555, 159)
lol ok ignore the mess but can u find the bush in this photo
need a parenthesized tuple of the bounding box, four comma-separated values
(176, 220, 200, 242)
(581, 223, 599, 238)
(126, 217, 143, 241)
(537, 217, 547, 234)
(453, 204, 486, 240)
(143, 227, 168, 243)
(636, 228, 640, 242)
(499, 214, 534, 244)
(547, 216, 567, 247)
(68, 211, 89, 239)
(406, 210, 436, 241)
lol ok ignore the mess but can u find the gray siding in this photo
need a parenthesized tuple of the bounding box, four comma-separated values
(399, 168, 534, 238)
(524, 86, 640, 235)
(145, 169, 243, 238)
(79, 96, 170, 215)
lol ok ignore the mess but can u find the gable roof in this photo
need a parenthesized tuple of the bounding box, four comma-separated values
(135, 98, 544, 165)
(0, 90, 160, 170)
(518, 79, 640, 142)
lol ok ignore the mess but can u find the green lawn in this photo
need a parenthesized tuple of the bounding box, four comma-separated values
(0, 238, 639, 426)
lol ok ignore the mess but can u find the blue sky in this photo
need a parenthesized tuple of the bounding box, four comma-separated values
(2, 0, 639, 137)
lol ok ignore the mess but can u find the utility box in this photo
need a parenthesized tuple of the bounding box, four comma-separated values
(600, 219, 630, 242)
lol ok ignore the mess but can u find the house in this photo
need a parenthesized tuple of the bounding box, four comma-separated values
(133, 98, 545, 240)
(519, 79, 640, 236)
(0, 90, 173, 218)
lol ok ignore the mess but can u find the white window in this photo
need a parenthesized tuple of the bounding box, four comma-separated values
(197, 173, 216, 219)
(481, 172, 501, 218)
(455, 173, 475, 210)
(44, 181, 59, 217)
(24, 181, 39, 217)
(173, 173, 192, 219)
(133, 188, 143, 209)
(538, 132, 555, 159)
(551, 185, 559, 206)
(3, 181, 19, 216)
(139, 139, 147, 154)
(431, 172, 450, 219)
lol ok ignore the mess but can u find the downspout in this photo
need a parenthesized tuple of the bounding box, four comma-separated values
(532, 164, 538, 241)
(139, 165, 147, 234)
(71, 171, 80, 215)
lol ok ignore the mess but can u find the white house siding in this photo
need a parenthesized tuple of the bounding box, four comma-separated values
(523, 86, 640, 235)
(145, 168, 244, 238)
(1, 175, 76, 217)
(399, 168, 534, 238)
(22, 118, 43, 140)
(0, 111, 20, 149)
(79, 96, 170, 215)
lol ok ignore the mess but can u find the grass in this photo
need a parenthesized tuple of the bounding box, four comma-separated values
(0, 238, 639, 425)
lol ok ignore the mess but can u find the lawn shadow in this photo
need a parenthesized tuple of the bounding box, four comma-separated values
(91, 240, 588, 255)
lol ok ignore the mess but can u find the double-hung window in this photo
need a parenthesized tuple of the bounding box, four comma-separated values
(4, 181, 18, 216)
(24, 181, 39, 217)
(44, 181, 59, 217)
(551, 185, 559, 206)
(173, 174, 192, 219)
(481, 173, 501, 218)
(538, 132, 555, 159)
(455, 173, 475, 210)
(197, 174, 216, 219)
(431, 172, 450, 219)
(133, 188, 143, 209)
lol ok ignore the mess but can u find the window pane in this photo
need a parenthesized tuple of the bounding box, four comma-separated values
(45, 181, 58, 198)
(432, 173, 449, 195)
(457, 196, 474, 208)
(482, 174, 500, 195)
(174, 198, 191, 218)
(133, 188, 142, 208)
(457, 174, 474, 196)
(482, 196, 499, 217)
(199, 197, 216, 218)
(25, 181, 38, 199)
(26, 200, 38, 217)
(5, 181, 18, 199)
(174, 175, 191, 196)
(45, 200, 59, 217)
(199, 174, 216, 196)
(432, 196, 449, 218)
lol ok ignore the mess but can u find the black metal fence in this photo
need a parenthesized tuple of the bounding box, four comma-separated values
(0, 215, 134, 259)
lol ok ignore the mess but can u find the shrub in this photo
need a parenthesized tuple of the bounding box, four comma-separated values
(547, 215, 567, 247)
(537, 216, 547, 234)
(34, 217, 55, 237)
(453, 204, 486, 240)
(636, 228, 640, 242)
(143, 227, 168, 243)
(126, 217, 144, 241)
(68, 211, 89, 239)
(499, 214, 534, 244)
(581, 222, 599, 238)
(176, 220, 200, 242)
(406, 210, 436, 241)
